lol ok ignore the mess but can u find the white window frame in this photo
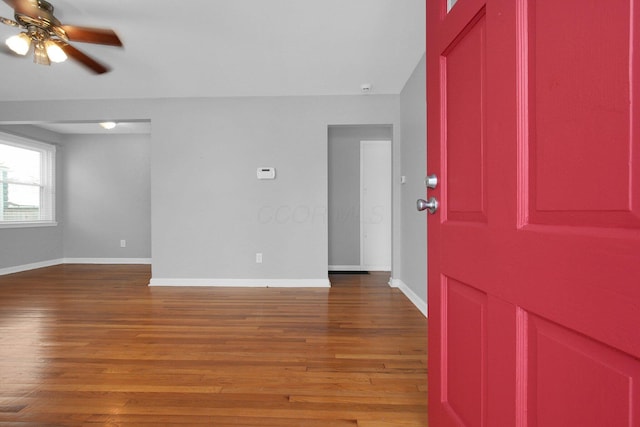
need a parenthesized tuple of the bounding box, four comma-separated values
(0, 132, 57, 228)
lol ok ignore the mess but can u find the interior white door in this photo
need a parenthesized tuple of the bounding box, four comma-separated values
(360, 140, 392, 271)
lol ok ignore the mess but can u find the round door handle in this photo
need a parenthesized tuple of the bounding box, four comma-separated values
(417, 197, 439, 214)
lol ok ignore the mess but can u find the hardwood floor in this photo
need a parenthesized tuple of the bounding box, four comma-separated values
(0, 265, 427, 426)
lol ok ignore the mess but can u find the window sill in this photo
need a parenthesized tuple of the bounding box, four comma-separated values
(0, 221, 58, 229)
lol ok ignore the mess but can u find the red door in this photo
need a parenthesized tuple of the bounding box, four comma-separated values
(426, 0, 640, 425)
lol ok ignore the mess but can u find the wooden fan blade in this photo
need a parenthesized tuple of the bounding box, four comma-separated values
(61, 25, 122, 46)
(59, 42, 110, 74)
(2, 0, 18, 9)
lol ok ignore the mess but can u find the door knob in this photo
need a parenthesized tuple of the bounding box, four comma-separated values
(417, 197, 439, 214)
(425, 174, 438, 189)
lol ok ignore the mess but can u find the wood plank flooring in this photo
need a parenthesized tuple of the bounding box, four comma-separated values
(0, 265, 427, 426)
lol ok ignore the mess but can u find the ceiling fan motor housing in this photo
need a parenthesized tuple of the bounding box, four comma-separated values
(14, 0, 64, 38)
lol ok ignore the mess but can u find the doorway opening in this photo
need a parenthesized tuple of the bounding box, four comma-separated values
(327, 125, 393, 273)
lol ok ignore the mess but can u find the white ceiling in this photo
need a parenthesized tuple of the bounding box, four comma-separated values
(31, 120, 151, 134)
(0, 0, 426, 102)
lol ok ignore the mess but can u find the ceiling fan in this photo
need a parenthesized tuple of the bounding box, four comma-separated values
(0, 0, 122, 74)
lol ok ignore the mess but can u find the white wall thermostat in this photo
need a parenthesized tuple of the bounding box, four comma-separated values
(257, 167, 276, 180)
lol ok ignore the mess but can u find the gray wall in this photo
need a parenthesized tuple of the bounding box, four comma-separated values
(328, 125, 392, 267)
(62, 134, 151, 259)
(0, 95, 401, 283)
(0, 126, 64, 270)
(399, 54, 427, 303)
(150, 96, 400, 281)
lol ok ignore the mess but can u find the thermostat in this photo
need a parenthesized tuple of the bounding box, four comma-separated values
(257, 167, 276, 180)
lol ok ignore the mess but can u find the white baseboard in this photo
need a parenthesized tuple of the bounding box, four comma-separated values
(63, 258, 152, 265)
(0, 258, 151, 276)
(149, 278, 331, 288)
(329, 265, 391, 272)
(0, 258, 64, 276)
(329, 265, 363, 271)
(365, 265, 391, 271)
(389, 278, 427, 317)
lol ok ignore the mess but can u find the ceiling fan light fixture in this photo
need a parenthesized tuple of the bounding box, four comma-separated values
(6, 32, 31, 55)
(100, 122, 117, 130)
(45, 39, 67, 63)
(33, 41, 51, 65)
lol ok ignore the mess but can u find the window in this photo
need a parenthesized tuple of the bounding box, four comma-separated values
(0, 134, 56, 227)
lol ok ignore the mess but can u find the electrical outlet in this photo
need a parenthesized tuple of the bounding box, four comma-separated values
(120, 240, 126, 248)
(256, 253, 263, 263)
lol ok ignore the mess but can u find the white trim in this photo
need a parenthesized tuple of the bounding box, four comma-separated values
(329, 265, 390, 272)
(0, 131, 55, 151)
(149, 278, 331, 288)
(0, 258, 152, 276)
(0, 134, 57, 225)
(389, 278, 427, 317)
(0, 221, 58, 229)
(329, 265, 365, 271)
(63, 258, 152, 265)
(362, 265, 391, 271)
(360, 142, 365, 267)
(0, 258, 63, 276)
